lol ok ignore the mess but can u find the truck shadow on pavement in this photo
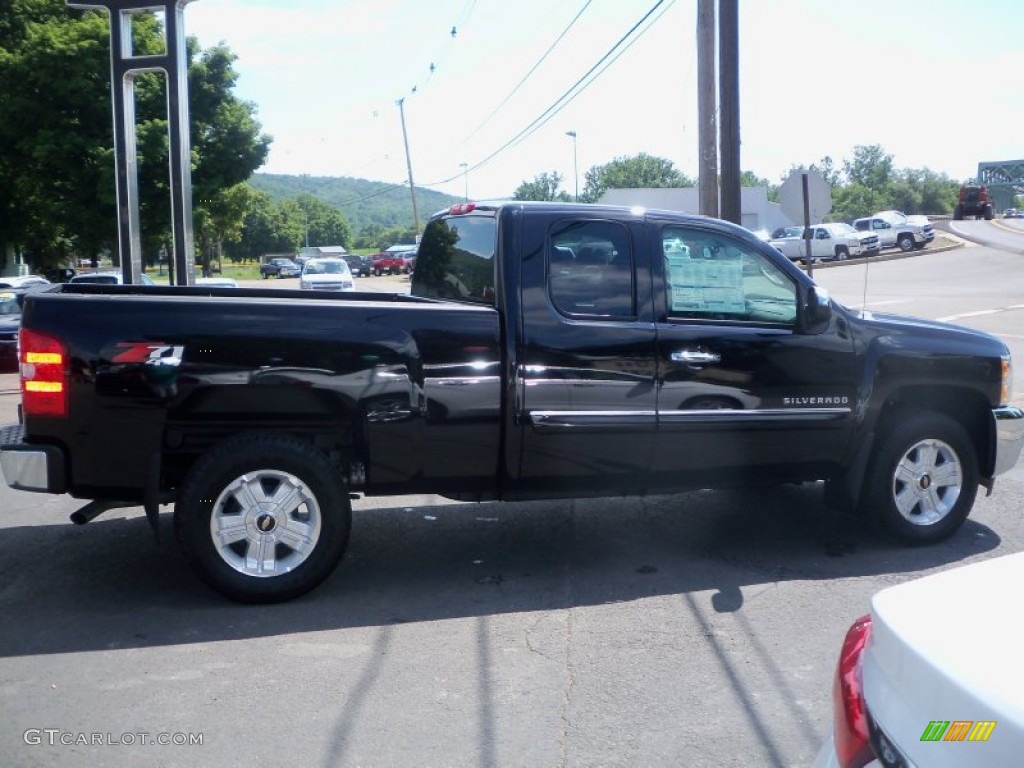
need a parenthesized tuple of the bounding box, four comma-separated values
(0, 482, 1000, 658)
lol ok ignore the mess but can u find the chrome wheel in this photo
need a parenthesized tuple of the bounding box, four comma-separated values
(890, 437, 962, 527)
(210, 469, 322, 577)
(861, 411, 977, 544)
(177, 434, 351, 602)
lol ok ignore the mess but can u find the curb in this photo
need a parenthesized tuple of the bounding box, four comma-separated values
(806, 237, 964, 271)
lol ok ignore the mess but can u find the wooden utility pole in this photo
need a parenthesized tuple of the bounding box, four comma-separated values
(397, 98, 421, 236)
(697, 0, 718, 218)
(718, 0, 741, 224)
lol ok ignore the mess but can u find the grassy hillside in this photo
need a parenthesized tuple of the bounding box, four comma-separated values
(251, 173, 461, 235)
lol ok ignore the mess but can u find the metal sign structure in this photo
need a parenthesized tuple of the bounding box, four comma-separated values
(66, 0, 196, 285)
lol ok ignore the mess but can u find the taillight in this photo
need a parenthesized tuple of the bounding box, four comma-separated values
(833, 614, 874, 768)
(20, 328, 69, 418)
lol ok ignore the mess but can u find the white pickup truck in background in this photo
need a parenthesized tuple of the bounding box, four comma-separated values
(769, 222, 878, 263)
(853, 210, 935, 252)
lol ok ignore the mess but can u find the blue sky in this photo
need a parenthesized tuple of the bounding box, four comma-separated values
(183, 0, 1024, 200)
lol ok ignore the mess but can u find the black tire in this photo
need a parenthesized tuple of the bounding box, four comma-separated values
(261, 272, 268, 279)
(860, 411, 977, 544)
(953, 204, 963, 221)
(897, 234, 914, 252)
(175, 434, 352, 603)
(833, 246, 849, 261)
(984, 206, 994, 221)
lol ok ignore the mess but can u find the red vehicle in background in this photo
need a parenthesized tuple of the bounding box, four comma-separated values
(370, 251, 405, 276)
(371, 245, 417, 275)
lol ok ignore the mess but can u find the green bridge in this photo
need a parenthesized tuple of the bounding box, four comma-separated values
(978, 160, 1024, 210)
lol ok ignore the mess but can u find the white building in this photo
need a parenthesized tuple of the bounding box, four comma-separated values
(298, 245, 347, 259)
(597, 187, 791, 234)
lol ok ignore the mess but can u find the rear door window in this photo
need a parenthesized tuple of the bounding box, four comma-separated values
(548, 219, 634, 319)
(411, 213, 496, 305)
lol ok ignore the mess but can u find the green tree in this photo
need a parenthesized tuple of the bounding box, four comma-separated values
(513, 171, 571, 202)
(296, 194, 352, 248)
(740, 170, 778, 201)
(581, 153, 694, 203)
(0, 2, 269, 273)
(843, 145, 895, 191)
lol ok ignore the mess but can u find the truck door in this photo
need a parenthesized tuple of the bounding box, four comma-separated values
(513, 213, 658, 495)
(651, 220, 858, 489)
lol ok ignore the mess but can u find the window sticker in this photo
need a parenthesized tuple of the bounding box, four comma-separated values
(667, 259, 745, 315)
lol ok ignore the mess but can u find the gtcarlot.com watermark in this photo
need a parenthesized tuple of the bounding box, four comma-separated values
(24, 729, 203, 747)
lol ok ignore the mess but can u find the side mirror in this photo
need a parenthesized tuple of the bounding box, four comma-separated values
(804, 286, 832, 331)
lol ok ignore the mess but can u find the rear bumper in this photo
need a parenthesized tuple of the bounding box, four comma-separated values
(0, 424, 67, 493)
(993, 406, 1024, 477)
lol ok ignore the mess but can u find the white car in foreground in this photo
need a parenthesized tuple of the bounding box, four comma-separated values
(815, 552, 1024, 767)
(299, 258, 355, 292)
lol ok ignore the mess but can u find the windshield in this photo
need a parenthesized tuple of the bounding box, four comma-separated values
(411, 213, 496, 305)
(0, 293, 20, 316)
(304, 260, 347, 275)
(827, 223, 856, 235)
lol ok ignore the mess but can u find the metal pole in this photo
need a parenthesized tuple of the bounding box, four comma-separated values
(396, 98, 421, 235)
(565, 130, 578, 202)
(802, 173, 814, 278)
(67, 0, 196, 286)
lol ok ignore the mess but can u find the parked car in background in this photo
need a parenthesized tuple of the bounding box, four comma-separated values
(69, 271, 155, 285)
(0, 290, 24, 372)
(259, 257, 301, 279)
(386, 245, 418, 274)
(1004, 208, 1020, 219)
(815, 552, 1024, 768)
(299, 257, 355, 291)
(370, 251, 406, 276)
(195, 276, 238, 288)
(769, 223, 870, 263)
(342, 253, 374, 278)
(0, 275, 51, 290)
(853, 211, 934, 252)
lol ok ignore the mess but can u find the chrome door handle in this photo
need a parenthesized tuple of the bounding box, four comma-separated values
(671, 350, 721, 364)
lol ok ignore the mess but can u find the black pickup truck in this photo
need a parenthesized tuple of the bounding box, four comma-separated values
(2, 202, 1022, 602)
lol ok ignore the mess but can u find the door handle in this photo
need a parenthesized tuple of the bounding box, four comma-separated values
(671, 350, 721, 364)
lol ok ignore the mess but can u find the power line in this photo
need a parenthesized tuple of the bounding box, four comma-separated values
(457, 0, 594, 147)
(425, 0, 671, 187)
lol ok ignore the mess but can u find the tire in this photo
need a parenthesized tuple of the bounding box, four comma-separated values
(984, 206, 994, 221)
(860, 411, 977, 544)
(175, 434, 352, 603)
(833, 246, 849, 261)
(897, 234, 914, 252)
(953, 204, 963, 221)
(261, 272, 268, 280)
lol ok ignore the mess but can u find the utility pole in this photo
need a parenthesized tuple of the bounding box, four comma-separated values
(396, 97, 421, 236)
(718, 0, 741, 224)
(697, 0, 718, 218)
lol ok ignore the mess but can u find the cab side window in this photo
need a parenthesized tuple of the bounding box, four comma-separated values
(662, 225, 797, 325)
(548, 220, 634, 318)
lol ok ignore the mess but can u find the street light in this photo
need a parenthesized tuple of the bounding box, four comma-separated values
(459, 162, 468, 202)
(565, 130, 578, 202)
